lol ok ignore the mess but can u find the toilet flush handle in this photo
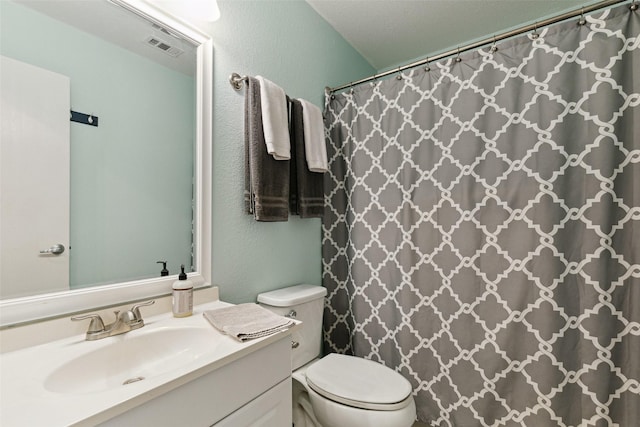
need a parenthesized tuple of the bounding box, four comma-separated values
(285, 311, 298, 348)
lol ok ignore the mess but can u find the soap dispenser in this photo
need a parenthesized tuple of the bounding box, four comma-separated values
(157, 260, 169, 276)
(172, 264, 193, 317)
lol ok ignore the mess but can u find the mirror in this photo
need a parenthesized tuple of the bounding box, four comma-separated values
(0, 0, 212, 326)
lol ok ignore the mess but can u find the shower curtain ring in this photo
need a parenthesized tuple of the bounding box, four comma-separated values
(578, 7, 586, 25)
(325, 86, 335, 100)
(396, 66, 403, 80)
(532, 22, 540, 39)
(371, 74, 378, 86)
(490, 36, 498, 53)
(630, 1, 638, 11)
(455, 47, 462, 62)
(425, 57, 431, 72)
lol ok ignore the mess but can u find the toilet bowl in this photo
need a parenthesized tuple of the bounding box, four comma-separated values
(258, 284, 416, 427)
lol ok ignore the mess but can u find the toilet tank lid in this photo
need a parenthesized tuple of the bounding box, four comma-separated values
(257, 284, 327, 307)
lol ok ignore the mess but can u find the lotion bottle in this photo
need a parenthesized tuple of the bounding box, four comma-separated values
(172, 264, 193, 317)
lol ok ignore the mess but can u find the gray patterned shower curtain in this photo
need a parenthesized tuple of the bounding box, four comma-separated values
(322, 4, 639, 426)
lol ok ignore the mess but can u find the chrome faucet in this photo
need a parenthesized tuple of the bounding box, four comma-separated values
(71, 300, 155, 341)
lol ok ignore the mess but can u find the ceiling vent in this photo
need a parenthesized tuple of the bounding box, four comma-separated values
(145, 36, 184, 58)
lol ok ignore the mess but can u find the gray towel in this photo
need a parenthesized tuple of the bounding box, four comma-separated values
(203, 303, 294, 342)
(244, 77, 290, 221)
(289, 99, 325, 218)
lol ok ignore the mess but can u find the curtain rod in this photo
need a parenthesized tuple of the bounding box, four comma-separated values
(327, 0, 635, 94)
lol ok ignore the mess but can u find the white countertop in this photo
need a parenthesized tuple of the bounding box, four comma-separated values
(0, 300, 298, 427)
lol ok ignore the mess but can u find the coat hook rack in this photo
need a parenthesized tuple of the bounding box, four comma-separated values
(70, 110, 99, 127)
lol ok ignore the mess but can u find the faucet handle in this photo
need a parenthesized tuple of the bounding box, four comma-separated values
(130, 300, 155, 322)
(71, 313, 105, 333)
(118, 309, 137, 324)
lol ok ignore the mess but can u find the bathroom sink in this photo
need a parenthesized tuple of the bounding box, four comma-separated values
(1, 298, 300, 427)
(44, 326, 217, 394)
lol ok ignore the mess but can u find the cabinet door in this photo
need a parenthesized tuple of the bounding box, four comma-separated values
(214, 379, 291, 427)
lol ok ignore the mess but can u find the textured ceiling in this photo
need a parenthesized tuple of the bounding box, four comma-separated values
(306, 0, 594, 71)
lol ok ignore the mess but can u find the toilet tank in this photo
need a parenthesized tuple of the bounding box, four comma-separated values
(257, 284, 327, 370)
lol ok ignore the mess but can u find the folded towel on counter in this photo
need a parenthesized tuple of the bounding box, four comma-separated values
(297, 98, 328, 173)
(244, 77, 290, 221)
(256, 76, 290, 160)
(290, 99, 325, 218)
(203, 303, 295, 342)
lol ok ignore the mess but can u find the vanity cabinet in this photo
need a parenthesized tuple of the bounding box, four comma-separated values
(98, 337, 292, 427)
(214, 379, 290, 426)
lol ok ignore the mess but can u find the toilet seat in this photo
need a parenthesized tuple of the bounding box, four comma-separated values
(305, 354, 413, 411)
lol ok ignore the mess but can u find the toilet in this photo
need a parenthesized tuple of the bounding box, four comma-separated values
(257, 284, 416, 427)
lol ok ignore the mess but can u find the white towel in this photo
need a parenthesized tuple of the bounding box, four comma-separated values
(203, 303, 294, 342)
(298, 98, 328, 173)
(256, 76, 290, 160)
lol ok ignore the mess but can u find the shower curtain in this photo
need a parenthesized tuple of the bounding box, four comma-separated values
(322, 4, 639, 426)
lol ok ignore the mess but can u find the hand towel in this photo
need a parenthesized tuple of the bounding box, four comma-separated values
(203, 303, 294, 342)
(297, 98, 328, 173)
(244, 77, 289, 221)
(290, 99, 324, 218)
(256, 76, 290, 160)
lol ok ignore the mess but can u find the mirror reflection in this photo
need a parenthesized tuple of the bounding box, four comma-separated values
(0, 0, 197, 300)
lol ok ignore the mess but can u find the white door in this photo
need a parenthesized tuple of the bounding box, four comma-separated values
(0, 55, 70, 299)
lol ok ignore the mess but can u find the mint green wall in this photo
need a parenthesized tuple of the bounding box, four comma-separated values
(1, 0, 374, 302)
(1, 2, 195, 288)
(202, 0, 375, 302)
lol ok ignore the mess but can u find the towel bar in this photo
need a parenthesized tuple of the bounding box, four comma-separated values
(229, 72, 248, 91)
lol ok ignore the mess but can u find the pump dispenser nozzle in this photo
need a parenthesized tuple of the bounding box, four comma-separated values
(157, 261, 169, 276)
